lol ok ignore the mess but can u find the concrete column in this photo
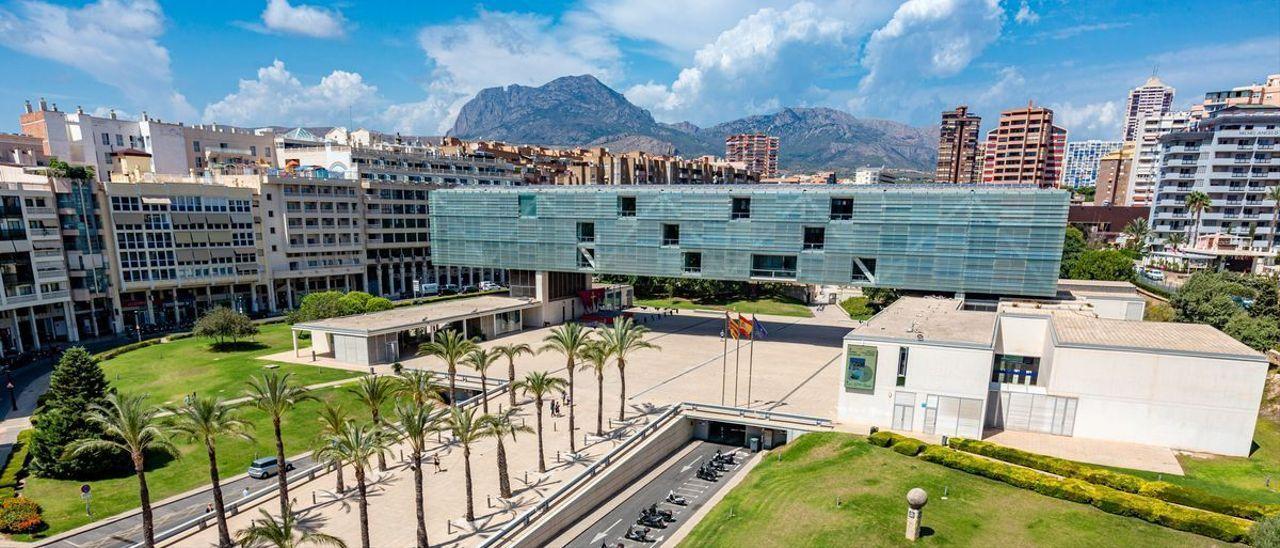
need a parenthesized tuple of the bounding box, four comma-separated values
(27, 310, 40, 350)
(172, 288, 182, 324)
(433, 266, 440, 284)
(325, 276, 332, 291)
(291, 329, 299, 357)
(64, 303, 79, 342)
(145, 290, 156, 324)
(10, 311, 23, 354)
(286, 281, 295, 309)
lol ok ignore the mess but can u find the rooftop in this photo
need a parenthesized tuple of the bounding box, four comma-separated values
(436, 183, 1056, 195)
(845, 297, 996, 347)
(1050, 314, 1262, 360)
(294, 295, 538, 336)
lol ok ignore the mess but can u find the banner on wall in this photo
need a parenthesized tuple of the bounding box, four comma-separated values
(844, 345, 878, 392)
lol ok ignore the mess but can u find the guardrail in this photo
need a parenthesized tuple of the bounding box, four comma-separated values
(682, 401, 834, 428)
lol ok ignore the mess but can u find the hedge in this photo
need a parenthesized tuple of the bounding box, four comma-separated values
(0, 430, 32, 498)
(868, 431, 912, 448)
(0, 497, 42, 533)
(95, 338, 164, 361)
(919, 446, 1252, 543)
(948, 437, 1278, 521)
(891, 439, 927, 457)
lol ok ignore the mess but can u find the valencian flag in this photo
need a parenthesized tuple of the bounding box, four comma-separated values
(725, 311, 741, 339)
(752, 315, 768, 339)
(735, 314, 754, 339)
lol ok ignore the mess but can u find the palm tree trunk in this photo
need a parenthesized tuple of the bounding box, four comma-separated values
(497, 438, 511, 498)
(463, 444, 475, 522)
(1272, 210, 1279, 252)
(480, 371, 488, 413)
(596, 371, 604, 436)
(412, 452, 428, 548)
(334, 458, 345, 492)
(137, 461, 156, 548)
(449, 367, 458, 409)
(373, 412, 386, 472)
(567, 358, 576, 453)
(356, 467, 371, 548)
(273, 417, 289, 518)
(206, 441, 232, 548)
(507, 357, 517, 408)
(536, 399, 546, 473)
(618, 360, 627, 421)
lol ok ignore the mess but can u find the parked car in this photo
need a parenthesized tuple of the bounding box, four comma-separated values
(460, 284, 478, 293)
(1144, 268, 1165, 281)
(479, 281, 502, 291)
(441, 283, 460, 295)
(248, 456, 294, 479)
(418, 282, 440, 296)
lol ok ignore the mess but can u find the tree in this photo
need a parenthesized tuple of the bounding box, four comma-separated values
(480, 407, 531, 499)
(349, 375, 397, 471)
(396, 369, 443, 407)
(539, 323, 590, 452)
(1224, 312, 1280, 352)
(244, 372, 314, 517)
(598, 317, 658, 421)
(863, 287, 900, 312)
(513, 371, 567, 473)
(1144, 302, 1175, 322)
(1184, 191, 1212, 245)
(1122, 218, 1151, 253)
(337, 292, 375, 316)
(66, 393, 176, 548)
(313, 401, 350, 493)
(1252, 514, 1280, 548)
(166, 395, 253, 548)
(1165, 232, 1187, 251)
(577, 337, 612, 437)
(287, 291, 345, 324)
(463, 348, 500, 413)
(392, 400, 445, 548)
(1172, 272, 1252, 327)
(1060, 226, 1088, 278)
(194, 307, 259, 346)
(446, 406, 488, 522)
(325, 422, 393, 548)
(493, 343, 533, 409)
(364, 297, 393, 313)
(46, 157, 95, 180)
(30, 347, 122, 478)
(1065, 249, 1135, 281)
(418, 330, 477, 408)
(1267, 185, 1280, 252)
(235, 505, 347, 548)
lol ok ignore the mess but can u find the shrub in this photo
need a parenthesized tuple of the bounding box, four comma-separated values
(0, 497, 43, 533)
(1252, 515, 1280, 548)
(30, 348, 126, 479)
(96, 339, 162, 361)
(194, 307, 259, 345)
(867, 431, 905, 447)
(891, 439, 926, 456)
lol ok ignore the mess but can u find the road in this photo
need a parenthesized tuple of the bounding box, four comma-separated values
(565, 441, 749, 548)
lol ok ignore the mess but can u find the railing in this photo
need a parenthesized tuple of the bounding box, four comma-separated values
(682, 401, 833, 427)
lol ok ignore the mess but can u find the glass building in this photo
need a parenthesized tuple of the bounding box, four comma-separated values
(430, 185, 1068, 297)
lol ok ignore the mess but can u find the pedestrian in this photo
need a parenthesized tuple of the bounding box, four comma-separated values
(241, 487, 250, 499)
(205, 503, 213, 513)
(433, 454, 441, 473)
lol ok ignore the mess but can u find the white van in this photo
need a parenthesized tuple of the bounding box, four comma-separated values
(419, 282, 440, 296)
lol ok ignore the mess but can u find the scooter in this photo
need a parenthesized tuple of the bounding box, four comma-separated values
(637, 512, 666, 528)
(646, 504, 675, 523)
(666, 493, 689, 506)
(625, 526, 651, 542)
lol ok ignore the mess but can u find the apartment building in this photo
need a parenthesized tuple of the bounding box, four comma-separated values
(0, 166, 78, 354)
(1093, 143, 1135, 206)
(1126, 111, 1192, 206)
(20, 101, 188, 180)
(981, 102, 1067, 187)
(1061, 140, 1123, 188)
(1191, 73, 1280, 120)
(185, 124, 276, 175)
(934, 106, 982, 183)
(1121, 76, 1175, 142)
(725, 133, 779, 178)
(0, 134, 48, 167)
(459, 140, 757, 186)
(1149, 105, 1280, 255)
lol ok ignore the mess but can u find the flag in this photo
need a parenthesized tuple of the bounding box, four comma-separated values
(735, 314, 754, 339)
(752, 315, 768, 339)
(726, 312, 741, 339)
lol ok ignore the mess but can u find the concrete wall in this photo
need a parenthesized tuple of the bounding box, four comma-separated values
(996, 315, 1048, 357)
(1087, 297, 1146, 321)
(838, 340, 991, 438)
(1046, 346, 1267, 456)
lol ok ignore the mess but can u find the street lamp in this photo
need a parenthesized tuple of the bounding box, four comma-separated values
(6, 381, 16, 412)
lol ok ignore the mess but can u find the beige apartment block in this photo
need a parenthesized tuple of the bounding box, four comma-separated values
(0, 166, 78, 353)
(1094, 143, 1135, 206)
(981, 102, 1067, 188)
(184, 124, 276, 175)
(725, 132, 779, 178)
(935, 105, 982, 183)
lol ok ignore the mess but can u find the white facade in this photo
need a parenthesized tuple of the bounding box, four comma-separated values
(1061, 140, 1122, 188)
(1126, 111, 1191, 206)
(1122, 76, 1176, 142)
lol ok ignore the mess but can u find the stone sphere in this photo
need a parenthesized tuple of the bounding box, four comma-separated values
(906, 487, 928, 508)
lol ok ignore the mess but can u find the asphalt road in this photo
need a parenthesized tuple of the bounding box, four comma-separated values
(565, 441, 749, 548)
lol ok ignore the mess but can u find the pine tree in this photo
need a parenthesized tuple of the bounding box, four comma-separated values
(30, 347, 124, 478)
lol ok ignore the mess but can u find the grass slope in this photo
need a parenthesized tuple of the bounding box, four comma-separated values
(1111, 417, 1280, 505)
(680, 432, 1225, 547)
(840, 296, 874, 321)
(635, 296, 812, 318)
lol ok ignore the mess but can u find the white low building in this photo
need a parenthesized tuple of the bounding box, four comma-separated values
(838, 282, 1267, 456)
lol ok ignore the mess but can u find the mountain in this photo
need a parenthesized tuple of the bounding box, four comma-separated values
(448, 75, 938, 174)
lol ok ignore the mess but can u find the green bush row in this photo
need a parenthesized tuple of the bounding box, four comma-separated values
(95, 338, 164, 361)
(891, 439, 926, 457)
(948, 437, 1278, 521)
(919, 446, 1252, 543)
(0, 430, 32, 499)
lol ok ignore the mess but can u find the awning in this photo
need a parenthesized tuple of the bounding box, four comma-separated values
(141, 197, 171, 205)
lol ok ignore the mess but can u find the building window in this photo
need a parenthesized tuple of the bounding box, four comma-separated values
(991, 354, 1041, 385)
(830, 198, 854, 220)
(618, 196, 636, 217)
(896, 347, 909, 386)
(577, 221, 595, 243)
(731, 197, 751, 219)
(750, 254, 796, 279)
(683, 252, 702, 274)
(851, 257, 876, 282)
(101, 133, 110, 146)
(577, 247, 595, 269)
(518, 194, 537, 217)
(803, 226, 825, 250)
(116, 134, 124, 147)
(250, 145, 257, 156)
(661, 223, 680, 247)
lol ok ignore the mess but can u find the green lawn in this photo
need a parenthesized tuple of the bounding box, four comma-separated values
(680, 432, 1225, 547)
(840, 296, 875, 321)
(635, 295, 813, 318)
(99, 323, 357, 406)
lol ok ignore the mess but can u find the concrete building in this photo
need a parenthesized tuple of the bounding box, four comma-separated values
(0, 167, 78, 353)
(1149, 105, 1280, 255)
(1093, 143, 1134, 206)
(981, 103, 1067, 187)
(838, 286, 1266, 456)
(20, 101, 190, 180)
(1191, 73, 1280, 120)
(1121, 76, 1175, 142)
(935, 106, 982, 183)
(1068, 205, 1149, 246)
(185, 124, 276, 175)
(1062, 140, 1123, 189)
(725, 133, 779, 178)
(1126, 111, 1192, 206)
(0, 134, 48, 167)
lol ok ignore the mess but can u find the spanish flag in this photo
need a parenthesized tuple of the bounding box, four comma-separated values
(735, 313, 754, 339)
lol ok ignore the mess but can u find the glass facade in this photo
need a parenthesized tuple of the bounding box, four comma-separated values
(429, 185, 1068, 297)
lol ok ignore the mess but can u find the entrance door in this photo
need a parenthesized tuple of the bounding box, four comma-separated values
(892, 391, 916, 431)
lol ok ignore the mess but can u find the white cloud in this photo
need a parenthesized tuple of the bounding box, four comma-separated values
(978, 66, 1026, 102)
(0, 0, 195, 120)
(1051, 101, 1120, 137)
(204, 60, 380, 127)
(859, 0, 1005, 93)
(1014, 1, 1039, 24)
(577, 0, 792, 58)
(258, 0, 346, 39)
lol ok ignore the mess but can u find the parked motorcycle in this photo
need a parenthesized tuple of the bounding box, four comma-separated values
(625, 526, 651, 542)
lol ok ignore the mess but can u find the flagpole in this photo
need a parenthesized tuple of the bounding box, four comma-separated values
(747, 325, 755, 406)
(721, 314, 728, 406)
(733, 329, 742, 407)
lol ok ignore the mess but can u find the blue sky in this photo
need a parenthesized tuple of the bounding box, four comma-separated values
(1, 0, 1277, 140)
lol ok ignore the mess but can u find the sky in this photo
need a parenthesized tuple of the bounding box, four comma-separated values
(0, 0, 1277, 140)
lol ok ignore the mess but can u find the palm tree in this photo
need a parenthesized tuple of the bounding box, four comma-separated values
(313, 401, 349, 493)
(419, 330, 477, 408)
(245, 371, 314, 517)
(539, 322, 590, 452)
(393, 400, 446, 548)
(494, 343, 533, 409)
(66, 393, 176, 548)
(1122, 217, 1151, 253)
(513, 371, 567, 473)
(446, 405, 489, 522)
(1184, 191, 1212, 247)
(480, 407, 532, 499)
(235, 505, 347, 548)
(166, 395, 253, 548)
(1165, 232, 1187, 252)
(349, 375, 397, 471)
(1266, 184, 1280, 252)
(397, 369, 443, 406)
(598, 317, 659, 421)
(577, 338, 612, 437)
(326, 421, 393, 548)
(463, 347, 501, 412)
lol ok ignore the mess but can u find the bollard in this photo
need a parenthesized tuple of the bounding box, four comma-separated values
(556, 450, 561, 463)
(400, 449, 405, 461)
(524, 470, 528, 484)
(487, 494, 492, 508)
(905, 488, 928, 541)
(448, 520, 453, 534)
(312, 491, 317, 504)
(554, 421, 558, 432)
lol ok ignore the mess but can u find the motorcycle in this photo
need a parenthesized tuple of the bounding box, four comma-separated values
(666, 493, 689, 506)
(646, 504, 676, 523)
(625, 526, 651, 542)
(637, 512, 666, 528)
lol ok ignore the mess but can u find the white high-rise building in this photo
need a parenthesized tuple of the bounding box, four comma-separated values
(1061, 140, 1122, 188)
(1126, 111, 1192, 206)
(1122, 76, 1175, 142)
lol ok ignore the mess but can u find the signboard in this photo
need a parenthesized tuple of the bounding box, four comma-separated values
(844, 345, 878, 392)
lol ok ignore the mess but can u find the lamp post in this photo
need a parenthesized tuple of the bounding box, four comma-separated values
(6, 381, 15, 412)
